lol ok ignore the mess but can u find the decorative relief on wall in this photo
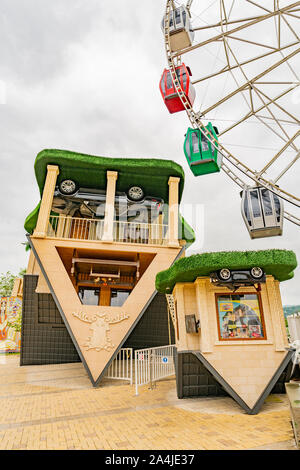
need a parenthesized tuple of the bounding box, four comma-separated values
(166, 294, 176, 329)
(72, 310, 129, 352)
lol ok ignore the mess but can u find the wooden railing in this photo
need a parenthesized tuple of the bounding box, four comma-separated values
(47, 215, 169, 245)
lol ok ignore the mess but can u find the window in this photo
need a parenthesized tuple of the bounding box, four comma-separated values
(185, 135, 191, 159)
(273, 194, 281, 222)
(261, 189, 273, 217)
(201, 135, 209, 153)
(244, 195, 252, 226)
(110, 290, 130, 307)
(175, 10, 181, 24)
(160, 75, 166, 96)
(250, 190, 261, 218)
(78, 287, 100, 306)
(166, 71, 173, 89)
(182, 71, 187, 89)
(216, 293, 266, 340)
(192, 132, 199, 154)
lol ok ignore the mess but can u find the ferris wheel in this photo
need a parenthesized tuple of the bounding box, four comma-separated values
(160, 0, 300, 239)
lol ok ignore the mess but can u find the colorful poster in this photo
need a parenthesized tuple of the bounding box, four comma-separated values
(217, 294, 265, 340)
(0, 297, 22, 353)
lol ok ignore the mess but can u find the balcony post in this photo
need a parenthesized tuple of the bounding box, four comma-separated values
(168, 176, 180, 248)
(102, 171, 118, 242)
(33, 165, 59, 238)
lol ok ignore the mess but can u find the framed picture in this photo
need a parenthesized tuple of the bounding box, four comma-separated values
(215, 293, 266, 341)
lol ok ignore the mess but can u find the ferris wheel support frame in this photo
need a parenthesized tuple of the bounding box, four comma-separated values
(163, 0, 300, 227)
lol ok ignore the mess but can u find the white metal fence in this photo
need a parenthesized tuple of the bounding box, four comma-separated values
(287, 314, 300, 343)
(104, 348, 133, 384)
(134, 345, 176, 395)
(47, 215, 168, 246)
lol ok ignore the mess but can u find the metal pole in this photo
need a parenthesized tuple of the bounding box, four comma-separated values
(135, 351, 138, 396)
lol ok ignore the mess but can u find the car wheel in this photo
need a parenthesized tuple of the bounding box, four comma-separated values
(219, 268, 231, 281)
(250, 267, 264, 279)
(127, 186, 144, 202)
(59, 179, 78, 195)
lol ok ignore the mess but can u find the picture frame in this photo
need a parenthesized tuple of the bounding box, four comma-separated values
(215, 292, 266, 341)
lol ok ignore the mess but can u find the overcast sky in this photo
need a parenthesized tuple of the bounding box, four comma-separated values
(0, 0, 299, 304)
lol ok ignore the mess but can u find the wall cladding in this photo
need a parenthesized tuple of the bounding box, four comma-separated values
(175, 351, 291, 399)
(21, 276, 174, 366)
(20, 275, 80, 365)
(175, 352, 228, 398)
(124, 293, 175, 350)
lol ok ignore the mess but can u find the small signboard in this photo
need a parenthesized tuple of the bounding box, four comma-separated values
(162, 356, 168, 364)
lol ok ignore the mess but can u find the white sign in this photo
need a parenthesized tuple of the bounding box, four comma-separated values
(162, 356, 168, 364)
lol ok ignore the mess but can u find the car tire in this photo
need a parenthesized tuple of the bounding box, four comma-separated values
(58, 179, 78, 196)
(127, 186, 144, 202)
(250, 267, 264, 279)
(219, 268, 231, 281)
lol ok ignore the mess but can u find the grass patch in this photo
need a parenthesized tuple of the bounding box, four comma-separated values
(155, 249, 297, 293)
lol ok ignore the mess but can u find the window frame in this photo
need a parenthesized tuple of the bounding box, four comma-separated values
(215, 291, 267, 342)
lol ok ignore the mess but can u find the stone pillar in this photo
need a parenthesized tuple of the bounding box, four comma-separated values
(102, 171, 118, 242)
(168, 176, 180, 248)
(33, 165, 59, 238)
(265, 276, 286, 351)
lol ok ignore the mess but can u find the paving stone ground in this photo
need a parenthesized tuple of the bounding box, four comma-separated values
(0, 355, 297, 450)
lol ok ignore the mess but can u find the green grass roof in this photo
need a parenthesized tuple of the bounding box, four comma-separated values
(155, 249, 297, 293)
(24, 149, 195, 245)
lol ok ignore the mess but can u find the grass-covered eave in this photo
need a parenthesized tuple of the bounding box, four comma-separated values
(155, 249, 298, 293)
(34, 149, 186, 201)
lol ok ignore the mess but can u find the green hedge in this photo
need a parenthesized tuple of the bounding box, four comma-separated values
(34, 149, 185, 199)
(155, 249, 297, 293)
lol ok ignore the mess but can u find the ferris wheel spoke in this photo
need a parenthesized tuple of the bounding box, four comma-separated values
(186, 0, 193, 13)
(274, 150, 300, 183)
(163, 0, 300, 220)
(172, 3, 299, 58)
(258, 129, 300, 176)
(250, 86, 299, 151)
(191, 40, 299, 86)
(218, 85, 299, 136)
(282, 11, 300, 41)
(225, 35, 278, 50)
(197, 46, 300, 117)
(253, 85, 300, 126)
(192, 15, 269, 31)
(284, 210, 300, 226)
(285, 11, 300, 19)
(216, 32, 299, 146)
(245, 0, 272, 14)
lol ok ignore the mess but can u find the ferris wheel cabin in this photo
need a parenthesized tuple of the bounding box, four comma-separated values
(161, 5, 195, 52)
(183, 123, 222, 176)
(159, 64, 195, 114)
(241, 187, 284, 239)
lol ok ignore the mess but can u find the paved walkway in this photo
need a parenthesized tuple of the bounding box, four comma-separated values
(0, 356, 297, 450)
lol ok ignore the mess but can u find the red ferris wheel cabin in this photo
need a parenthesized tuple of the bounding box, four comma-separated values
(159, 63, 196, 114)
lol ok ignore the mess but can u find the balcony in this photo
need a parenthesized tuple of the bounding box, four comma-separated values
(47, 215, 169, 246)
